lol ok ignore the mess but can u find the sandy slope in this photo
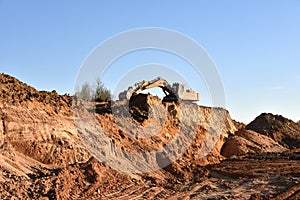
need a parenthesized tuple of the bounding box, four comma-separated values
(0, 73, 299, 199)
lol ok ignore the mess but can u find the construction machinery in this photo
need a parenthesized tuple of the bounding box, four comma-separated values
(118, 77, 200, 102)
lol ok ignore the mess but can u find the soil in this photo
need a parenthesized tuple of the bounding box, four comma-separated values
(246, 113, 300, 149)
(1, 73, 300, 199)
(221, 129, 287, 157)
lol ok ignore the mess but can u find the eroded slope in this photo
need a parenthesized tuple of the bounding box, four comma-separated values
(1, 73, 300, 199)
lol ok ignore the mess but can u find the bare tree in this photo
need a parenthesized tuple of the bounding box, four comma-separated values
(76, 82, 92, 100)
(75, 78, 111, 102)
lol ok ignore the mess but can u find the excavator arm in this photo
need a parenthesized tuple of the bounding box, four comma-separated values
(119, 77, 199, 102)
(132, 78, 178, 101)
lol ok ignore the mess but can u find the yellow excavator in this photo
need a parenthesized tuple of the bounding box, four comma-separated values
(119, 77, 200, 102)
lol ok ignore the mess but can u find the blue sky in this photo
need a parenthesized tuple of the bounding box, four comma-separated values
(0, 1, 299, 123)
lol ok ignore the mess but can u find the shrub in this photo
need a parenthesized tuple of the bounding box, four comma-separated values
(94, 78, 112, 102)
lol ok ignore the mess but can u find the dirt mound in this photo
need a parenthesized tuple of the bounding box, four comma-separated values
(76, 92, 237, 178)
(246, 113, 300, 149)
(221, 129, 287, 157)
(1, 73, 300, 199)
(0, 73, 238, 198)
(0, 73, 72, 115)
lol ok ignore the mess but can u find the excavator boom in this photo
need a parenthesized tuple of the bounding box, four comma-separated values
(119, 77, 200, 102)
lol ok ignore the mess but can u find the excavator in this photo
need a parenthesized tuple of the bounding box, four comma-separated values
(118, 77, 200, 102)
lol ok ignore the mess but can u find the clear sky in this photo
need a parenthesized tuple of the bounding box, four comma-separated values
(0, 0, 299, 123)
